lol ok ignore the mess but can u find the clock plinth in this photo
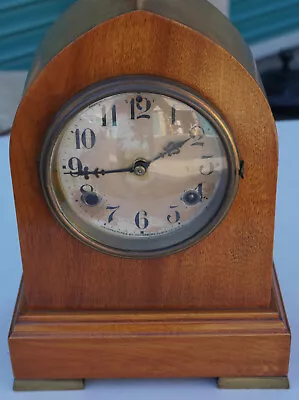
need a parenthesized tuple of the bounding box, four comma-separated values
(9, 267, 290, 385)
(8, 0, 291, 388)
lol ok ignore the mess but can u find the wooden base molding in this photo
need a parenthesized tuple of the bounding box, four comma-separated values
(8, 269, 290, 385)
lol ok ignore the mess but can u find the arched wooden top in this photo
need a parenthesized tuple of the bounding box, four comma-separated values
(25, 0, 257, 90)
(11, 10, 278, 310)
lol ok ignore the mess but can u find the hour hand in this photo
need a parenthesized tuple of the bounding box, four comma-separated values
(64, 165, 134, 180)
(63, 166, 100, 179)
(98, 166, 134, 175)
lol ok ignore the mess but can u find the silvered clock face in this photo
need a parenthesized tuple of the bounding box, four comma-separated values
(40, 77, 240, 257)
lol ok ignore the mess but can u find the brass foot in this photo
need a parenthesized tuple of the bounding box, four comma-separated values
(218, 377, 289, 389)
(13, 379, 85, 391)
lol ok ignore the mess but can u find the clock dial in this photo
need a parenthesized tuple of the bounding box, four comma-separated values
(41, 78, 240, 257)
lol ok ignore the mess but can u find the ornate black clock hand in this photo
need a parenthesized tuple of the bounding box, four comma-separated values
(64, 138, 197, 180)
(63, 166, 98, 179)
(64, 165, 135, 180)
(151, 138, 191, 162)
(98, 166, 134, 175)
(97, 159, 149, 177)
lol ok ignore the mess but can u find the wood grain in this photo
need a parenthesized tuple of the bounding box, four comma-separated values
(9, 270, 290, 380)
(25, 0, 257, 89)
(10, 11, 278, 310)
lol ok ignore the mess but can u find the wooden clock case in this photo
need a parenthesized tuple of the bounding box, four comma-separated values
(8, 0, 290, 388)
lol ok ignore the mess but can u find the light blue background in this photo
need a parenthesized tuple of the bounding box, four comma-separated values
(0, 120, 298, 398)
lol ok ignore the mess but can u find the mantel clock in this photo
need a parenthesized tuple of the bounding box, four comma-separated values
(8, 0, 291, 391)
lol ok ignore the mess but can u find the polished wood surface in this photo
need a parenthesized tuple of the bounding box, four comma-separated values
(9, 269, 290, 380)
(10, 11, 278, 310)
(26, 0, 257, 88)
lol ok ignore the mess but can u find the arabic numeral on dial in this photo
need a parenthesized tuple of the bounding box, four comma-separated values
(167, 206, 180, 224)
(190, 123, 205, 146)
(171, 107, 176, 125)
(80, 184, 100, 206)
(131, 96, 151, 120)
(102, 105, 117, 127)
(135, 211, 149, 229)
(80, 184, 93, 194)
(200, 162, 214, 175)
(75, 128, 96, 149)
(68, 157, 83, 176)
(196, 183, 203, 198)
(106, 206, 120, 223)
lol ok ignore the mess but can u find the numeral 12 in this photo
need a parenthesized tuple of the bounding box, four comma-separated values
(131, 96, 151, 120)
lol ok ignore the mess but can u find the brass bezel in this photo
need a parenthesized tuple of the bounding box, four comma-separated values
(39, 75, 240, 258)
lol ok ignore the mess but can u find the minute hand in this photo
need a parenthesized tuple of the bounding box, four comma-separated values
(151, 138, 191, 162)
(101, 139, 192, 173)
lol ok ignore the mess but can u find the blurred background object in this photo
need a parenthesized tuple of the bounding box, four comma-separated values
(231, 0, 299, 120)
(208, 0, 230, 15)
(0, 71, 27, 135)
(0, 0, 75, 134)
(260, 50, 299, 120)
(0, 0, 299, 133)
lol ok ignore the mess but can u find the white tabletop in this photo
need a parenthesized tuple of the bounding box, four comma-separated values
(0, 120, 298, 399)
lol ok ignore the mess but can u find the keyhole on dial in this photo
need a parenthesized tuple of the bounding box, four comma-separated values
(182, 189, 203, 206)
(82, 192, 100, 206)
(80, 184, 101, 207)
